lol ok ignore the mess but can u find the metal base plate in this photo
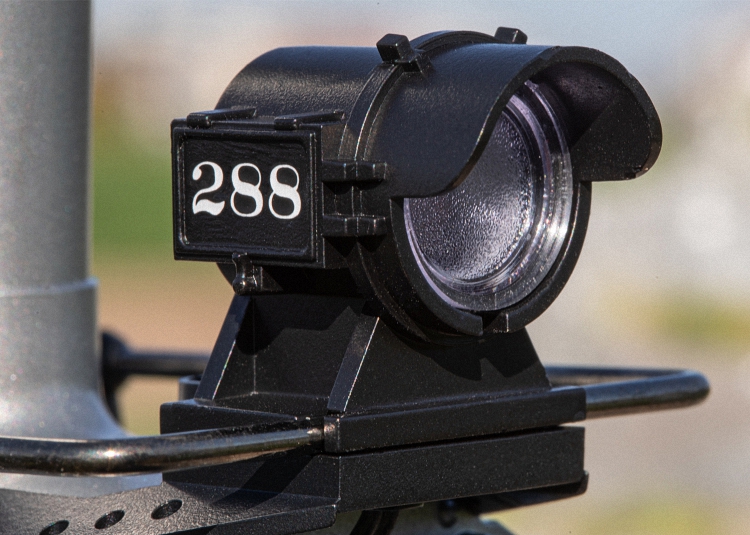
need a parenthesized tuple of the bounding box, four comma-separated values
(0, 428, 583, 535)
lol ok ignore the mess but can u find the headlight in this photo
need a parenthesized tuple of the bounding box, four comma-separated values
(171, 29, 661, 341)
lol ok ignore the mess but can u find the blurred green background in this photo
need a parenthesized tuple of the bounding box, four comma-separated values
(92, 65, 173, 262)
(92, 2, 750, 533)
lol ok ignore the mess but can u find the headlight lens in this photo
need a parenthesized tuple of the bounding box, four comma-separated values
(404, 81, 573, 311)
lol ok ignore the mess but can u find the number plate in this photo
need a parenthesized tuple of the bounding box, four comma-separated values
(173, 128, 315, 262)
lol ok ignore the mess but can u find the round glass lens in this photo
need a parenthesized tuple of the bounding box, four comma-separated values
(403, 81, 573, 311)
(405, 108, 535, 283)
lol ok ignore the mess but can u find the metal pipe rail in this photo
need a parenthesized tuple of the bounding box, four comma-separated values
(0, 354, 709, 477)
(102, 338, 710, 419)
(0, 426, 322, 476)
(546, 365, 710, 418)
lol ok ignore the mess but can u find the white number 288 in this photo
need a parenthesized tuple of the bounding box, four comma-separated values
(191, 161, 302, 220)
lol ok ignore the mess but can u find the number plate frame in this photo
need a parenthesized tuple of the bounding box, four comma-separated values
(172, 126, 318, 264)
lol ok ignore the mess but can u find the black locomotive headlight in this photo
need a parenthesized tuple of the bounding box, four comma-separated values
(0, 18, 708, 531)
(172, 29, 661, 341)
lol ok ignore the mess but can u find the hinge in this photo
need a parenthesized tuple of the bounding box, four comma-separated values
(231, 253, 282, 295)
(274, 110, 345, 131)
(186, 107, 257, 129)
(321, 160, 387, 184)
(494, 27, 528, 44)
(376, 34, 431, 73)
(322, 215, 387, 237)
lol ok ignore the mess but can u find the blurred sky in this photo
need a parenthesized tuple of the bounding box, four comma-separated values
(92, 0, 745, 81)
(91, 1, 750, 129)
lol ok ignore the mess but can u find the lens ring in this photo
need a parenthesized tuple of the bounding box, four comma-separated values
(404, 80, 573, 311)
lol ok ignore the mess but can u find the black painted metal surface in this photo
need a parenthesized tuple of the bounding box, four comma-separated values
(0, 480, 337, 535)
(0, 429, 583, 534)
(160, 295, 587, 450)
(102, 335, 710, 448)
(6, 494, 521, 535)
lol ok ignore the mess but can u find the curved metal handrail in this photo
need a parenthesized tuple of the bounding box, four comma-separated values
(546, 365, 710, 418)
(0, 425, 322, 476)
(0, 355, 708, 477)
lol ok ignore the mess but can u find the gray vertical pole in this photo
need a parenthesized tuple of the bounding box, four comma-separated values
(0, 0, 156, 494)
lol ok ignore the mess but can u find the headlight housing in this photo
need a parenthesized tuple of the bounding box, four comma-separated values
(172, 29, 661, 341)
